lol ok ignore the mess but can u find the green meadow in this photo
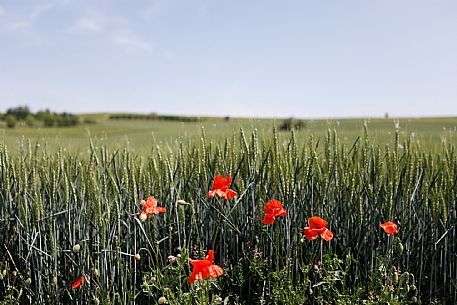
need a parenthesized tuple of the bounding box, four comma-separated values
(1, 115, 456, 153)
(0, 115, 456, 304)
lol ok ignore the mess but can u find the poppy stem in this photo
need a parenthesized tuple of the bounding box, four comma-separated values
(205, 279, 210, 303)
(320, 238, 323, 263)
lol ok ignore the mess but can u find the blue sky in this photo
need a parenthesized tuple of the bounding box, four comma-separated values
(0, 0, 456, 118)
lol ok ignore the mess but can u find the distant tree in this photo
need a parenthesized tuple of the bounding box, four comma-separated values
(25, 114, 37, 127)
(279, 117, 305, 131)
(5, 115, 17, 128)
(43, 114, 56, 127)
(6, 106, 31, 120)
(58, 113, 79, 126)
(35, 109, 51, 121)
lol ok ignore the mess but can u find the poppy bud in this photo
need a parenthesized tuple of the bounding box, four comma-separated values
(177, 199, 190, 205)
(2, 269, 6, 279)
(94, 268, 99, 277)
(410, 285, 417, 295)
(72, 244, 81, 253)
(396, 242, 404, 254)
(12, 271, 17, 279)
(158, 296, 167, 304)
(410, 296, 417, 303)
(94, 297, 100, 305)
(393, 272, 399, 285)
(135, 254, 141, 261)
(176, 254, 181, 258)
(139, 213, 148, 222)
(25, 277, 32, 285)
(53, 275, 58, 285)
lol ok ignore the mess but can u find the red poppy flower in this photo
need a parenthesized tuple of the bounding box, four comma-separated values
(208, 175, 237, 200)
(139, 196, 166, 218)
(262, 200, 286, 224)
(71, 274, 90, 289)
(188, 250, 224, 284)
(380, 221, 398, 236)
(303, 216, 333, 241)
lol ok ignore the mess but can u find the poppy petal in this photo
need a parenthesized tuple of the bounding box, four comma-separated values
(304, 227, 319, 240)
(224, 175, 232, 186)
(277, 208, 286, 217)
(208, 264, 224, 278)
(188, 269, 204, 284)
(380, 221, 398, 235)
(224, 189, 237, 200)
(264, 200, 282, 214)
(205, 250, 215, 263)
(308, 216, 328, 229)
(71, 275, 89, 289)
(189, 258, 210, 267)
(321, 229, 334, 241)
(212, 175, 226, 189)
(72, 276, 83, 289)
(156, 207, 167, 213)
(262, 215, 276, 225)
(188, 250, 223, 284)
(216, 189, 226, 198)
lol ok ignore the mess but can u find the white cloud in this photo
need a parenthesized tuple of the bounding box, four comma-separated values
(70, 11, 152, 53)
(1, 2, 154, 53)
(73, 17, 103, 32)
(112, 33, 152, 52)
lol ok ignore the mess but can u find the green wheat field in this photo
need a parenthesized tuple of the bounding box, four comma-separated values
(1, 116, 456, 304)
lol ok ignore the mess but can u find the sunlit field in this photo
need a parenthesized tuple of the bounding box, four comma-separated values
(0, 116, 456, 304)
(1, 116, 457, 153)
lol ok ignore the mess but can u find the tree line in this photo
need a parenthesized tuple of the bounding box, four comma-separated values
(0, 106, 79, 128)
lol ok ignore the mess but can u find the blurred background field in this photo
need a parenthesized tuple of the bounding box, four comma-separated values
(1, 115, 456, 154)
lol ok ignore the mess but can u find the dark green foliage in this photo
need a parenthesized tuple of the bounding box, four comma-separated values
(109, 113, 202, 122)
(5, 115, 16, 128)
(279, 117, 306, 131)
(40, 111, 79, 127)
(1, 107, 80, 128)
(25, 115, 36, 127)
(5, 106, 31, 120)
